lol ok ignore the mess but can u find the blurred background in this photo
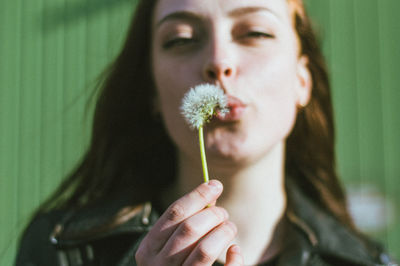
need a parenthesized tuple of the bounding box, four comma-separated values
(0, 0, 399, 264)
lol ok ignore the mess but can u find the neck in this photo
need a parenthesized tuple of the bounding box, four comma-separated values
(173, 141, 287, 265)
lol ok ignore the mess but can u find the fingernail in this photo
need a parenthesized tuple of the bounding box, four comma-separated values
(208, 180, 222, 193)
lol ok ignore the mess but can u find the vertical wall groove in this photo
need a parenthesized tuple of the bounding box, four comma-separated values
(39, 0, 47, 200)
(329, 0, 361, 181)
(37, 0, 44, 204)
(60, 0, 66, 180)
(15, 0, 22, 226)
(372, 0, 388, 244)
(354, 0, 384, 183)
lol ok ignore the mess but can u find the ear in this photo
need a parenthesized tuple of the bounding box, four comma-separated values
(295, 55, 312, 107)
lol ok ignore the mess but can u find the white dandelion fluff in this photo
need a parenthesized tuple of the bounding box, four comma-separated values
(180, 84, 228, 129)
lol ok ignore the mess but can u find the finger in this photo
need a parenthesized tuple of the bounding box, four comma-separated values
(142, 180, 223, 252)
(182, 221, 237, 266)
(225, 245, 244, 266)
(159, 206, 229, 264)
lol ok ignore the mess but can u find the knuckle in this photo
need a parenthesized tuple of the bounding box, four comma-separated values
(163, 254, 181, 265)
(195, 245, 214, 263)
(180, 221, 199, 238)
(166, 203, 186, 222)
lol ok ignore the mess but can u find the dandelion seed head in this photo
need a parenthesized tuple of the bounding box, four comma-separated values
(180, 84, 228, 129)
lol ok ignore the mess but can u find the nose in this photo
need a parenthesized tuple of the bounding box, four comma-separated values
(203, 61, 234, 81)
(202, 43, 236, 83)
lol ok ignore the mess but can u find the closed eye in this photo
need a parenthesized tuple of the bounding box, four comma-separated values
(162, 37, 197, 49)
(245, 31, 274, 38)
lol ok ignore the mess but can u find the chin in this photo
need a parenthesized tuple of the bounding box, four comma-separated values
(205, 125, 253, 160)
(206, 139, 259, 166)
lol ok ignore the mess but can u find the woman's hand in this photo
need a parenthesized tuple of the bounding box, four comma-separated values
(135, 180, 244, 266)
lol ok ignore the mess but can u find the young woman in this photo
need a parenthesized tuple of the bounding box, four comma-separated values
(15, 0, 395, 265)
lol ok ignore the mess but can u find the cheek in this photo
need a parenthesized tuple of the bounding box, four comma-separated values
(243, 51, 299, 106)
(243, 52, 299, 138)
(152, 50, 201, 90)
(154, 73, 187, 144)
(152, 54, 200, 156)
(152, 52, 188, 117)
(153, 58, 182, 93)
(156, 83, 199, 158)
(153, 66, 181, 124)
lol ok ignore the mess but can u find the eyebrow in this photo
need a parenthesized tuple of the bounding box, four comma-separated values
(156, 11, 203, 29)
(228, 6, 278, 18)
(155, 6, 279, 29)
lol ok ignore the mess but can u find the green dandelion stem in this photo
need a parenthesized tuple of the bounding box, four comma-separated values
(198, 125, 209, 183)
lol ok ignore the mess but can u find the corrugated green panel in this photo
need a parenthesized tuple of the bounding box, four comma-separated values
(0, 0, 22, 264)
(306, 0, 332, 63)
(60, 1, 87, 181)
(378, 0, 400, 256)
(329, 0, 361, 181)
(18, 0, 43, 225)
(353, 0, 389, 250)
(309, 0, 399, 257)
(0, 1, 135, 265)
(106, 1, 136, 60)
(378, 0, 400, 200)
(62, 0, 89, 179)
(354, 0, 385, 185)
(40, 0, 65, 198)
(85, 4, 109, 84)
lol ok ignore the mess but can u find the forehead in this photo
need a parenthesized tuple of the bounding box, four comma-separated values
(153, 0, 292, 25)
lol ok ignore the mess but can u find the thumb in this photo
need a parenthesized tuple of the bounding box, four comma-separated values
(225, 245, 244, 266)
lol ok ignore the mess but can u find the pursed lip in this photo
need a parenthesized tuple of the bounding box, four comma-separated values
(216, 95, 247, 122)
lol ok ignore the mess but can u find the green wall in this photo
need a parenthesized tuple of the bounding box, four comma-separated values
(307, 0, 400, 259)
(1, 0, 399, 264)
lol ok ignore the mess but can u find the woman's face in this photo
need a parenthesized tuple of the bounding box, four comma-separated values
(151, 0, 311, 166)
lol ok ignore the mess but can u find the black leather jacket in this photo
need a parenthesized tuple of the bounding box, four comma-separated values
(15, 182, 397, 266)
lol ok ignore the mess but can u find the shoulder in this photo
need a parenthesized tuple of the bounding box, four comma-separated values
(52, 200, 157, 266)
(15, 195, 159, 266)
(285, 211, 397, 266)
(15, 210, 65, 266)
(284, 180, 397, 266)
